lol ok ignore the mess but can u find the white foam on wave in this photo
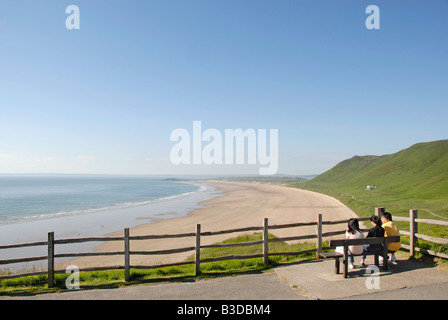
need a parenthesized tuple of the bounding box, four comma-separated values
(0, 182, 209, 225)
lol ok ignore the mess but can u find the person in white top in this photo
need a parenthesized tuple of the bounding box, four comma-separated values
(336, 218, 364, 269)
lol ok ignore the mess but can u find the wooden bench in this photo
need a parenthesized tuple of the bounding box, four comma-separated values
(319, 236, 400, 278)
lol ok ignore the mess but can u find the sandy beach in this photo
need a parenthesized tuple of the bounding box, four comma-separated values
(65, 181, 359, 269)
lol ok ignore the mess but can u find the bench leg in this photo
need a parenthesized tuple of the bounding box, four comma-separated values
(343, 246, 349, 278)
(335, 258, 340, 274)
(383, 254, 388, 271)
(343, 257, 348, 278)
(383, 248, 389, 271)
(374, 254, 379, 267)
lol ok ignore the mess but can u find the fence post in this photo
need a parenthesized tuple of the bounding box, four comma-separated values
(263, 218, 269, 265)
(409, 209, 418, 258)
(47, 231, 55, 288)
(124, 228, 130, 281)
(316, 214, 322, 258)
(195, 224, 201, 276)
(413, 209, 418, 234)
(375, 207, 385, 219)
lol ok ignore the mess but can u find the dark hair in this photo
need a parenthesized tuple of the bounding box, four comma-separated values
(347, 218, 361, 235)
(382, 212, 392, 221)
(370, 215, 382, 226)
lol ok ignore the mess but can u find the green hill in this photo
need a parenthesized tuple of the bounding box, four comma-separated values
(295, 140, 448, 220)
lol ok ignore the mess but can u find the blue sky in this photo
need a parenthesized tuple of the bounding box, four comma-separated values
(0, 0, 447, 175)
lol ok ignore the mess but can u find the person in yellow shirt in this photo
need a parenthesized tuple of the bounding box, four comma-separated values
(381, 212, 400, 262)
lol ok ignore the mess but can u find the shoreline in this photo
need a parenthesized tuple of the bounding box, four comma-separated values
(0, 180, 209, 226)
(0, 180, 219, 273)
(63, 180, 359, 270)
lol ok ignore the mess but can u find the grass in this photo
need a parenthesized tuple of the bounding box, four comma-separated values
(297, 140, 448, 220)
(0, 233, 318, 296)
(187, 233, 317, 273)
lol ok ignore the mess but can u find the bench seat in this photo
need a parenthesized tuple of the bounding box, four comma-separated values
(320, 252, 343, 274)
(320, 236, 400, 278)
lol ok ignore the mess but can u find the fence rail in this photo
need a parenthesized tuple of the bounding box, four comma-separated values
(1, 207, 447, 287)
(392, 209, 448, 260)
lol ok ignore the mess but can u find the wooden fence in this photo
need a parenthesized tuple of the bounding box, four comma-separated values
(391, 209, 448, 260)
(1, 207, 447, 288)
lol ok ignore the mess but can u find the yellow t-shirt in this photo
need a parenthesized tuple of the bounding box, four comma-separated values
(383, 220, 401, 251)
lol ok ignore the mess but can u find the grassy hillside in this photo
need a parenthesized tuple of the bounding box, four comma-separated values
(292, 140, 448, 258)
(293, 140, 448, 222)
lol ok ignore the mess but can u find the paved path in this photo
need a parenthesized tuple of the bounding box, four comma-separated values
(2, 272, 307, 300)
(3, 253, 448, 300)
(274, 254, 448, 300)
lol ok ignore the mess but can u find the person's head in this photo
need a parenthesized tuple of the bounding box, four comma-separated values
(347, 218, 361, 234)
(381, 212, 392, 224)
(370, 215, 382, 227)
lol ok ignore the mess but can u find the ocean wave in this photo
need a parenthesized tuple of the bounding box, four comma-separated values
(0, 182, 210, 225)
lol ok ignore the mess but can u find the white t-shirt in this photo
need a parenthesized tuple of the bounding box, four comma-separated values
(346, 230, 364, 255)
(335, 230, 364, 255)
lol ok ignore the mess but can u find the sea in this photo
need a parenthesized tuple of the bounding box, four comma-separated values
(0, 175, 221, 272)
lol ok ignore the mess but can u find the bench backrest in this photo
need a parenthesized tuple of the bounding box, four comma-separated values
(329, 236, 400, 248)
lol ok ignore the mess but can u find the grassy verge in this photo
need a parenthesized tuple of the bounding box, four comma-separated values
(0, 233, 318, 296)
